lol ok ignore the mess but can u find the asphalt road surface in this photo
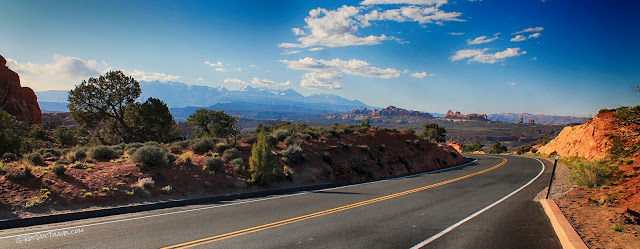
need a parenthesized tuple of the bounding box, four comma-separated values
(0, 154, 561, 248)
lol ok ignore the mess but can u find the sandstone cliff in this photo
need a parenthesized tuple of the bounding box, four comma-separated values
(538, 111, 637, 160)
(353, 106, 433, 118)
(445, 110, 488, 121)
(0, 54, 42, 123)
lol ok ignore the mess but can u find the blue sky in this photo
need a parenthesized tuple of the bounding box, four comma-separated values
(1, 0, 638, 116)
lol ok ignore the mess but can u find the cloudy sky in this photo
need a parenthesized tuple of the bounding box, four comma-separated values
(1, 0, 638, 116)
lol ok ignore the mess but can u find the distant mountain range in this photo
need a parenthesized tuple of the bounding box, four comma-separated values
(36, 81, 375, 121)
(487, 113, 588, 125)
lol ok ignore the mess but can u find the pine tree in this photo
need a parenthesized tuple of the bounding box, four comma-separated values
(249, 130, 279, 185)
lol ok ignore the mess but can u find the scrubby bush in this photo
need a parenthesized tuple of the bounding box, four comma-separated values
(124, 143, 144, 151)
(50, 163, 67, 175)
(489, 142, 508, 154)
(25, 152, 43, 165)
(67, 149, 87, 162)
(0, 162, 5, 174)
(216, 142, 231, 153)
(223, 147, 241, 160)
(180, 151, 193, 164)
(161, 185, 172, 194)
(568, 159, 619, 189)
(131, 145, 173, 167)
(53, 126, 76, 146)
(271, 128, 290, 141)
(168, 145, 182, 154)
(190, 138, 216, 154)
(463, 141, 484, 152)
(6, 165, 32, 179)
(239, 133, 258, 144)
(321, 151, 332, 165)
(87, 146, 119, 161)
(283, 136, 296, 146)
(205, 157, 224, 172)
(2, 152, 17, 162)
(281, 143, 304, 164)
(171, 140, 190, 149)
(231, 158, 246, 174)
(137, 177, 155, 188)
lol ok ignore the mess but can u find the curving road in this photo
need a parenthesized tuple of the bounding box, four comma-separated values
(0, 155, 561, 248)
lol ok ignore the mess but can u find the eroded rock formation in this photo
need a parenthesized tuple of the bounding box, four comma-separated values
(445, 110, 488, 121)
(353, 106, 433, 118)
(0, 54, 42, 124)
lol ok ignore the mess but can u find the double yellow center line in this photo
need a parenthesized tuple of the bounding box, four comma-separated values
(163, 157, 508, 249)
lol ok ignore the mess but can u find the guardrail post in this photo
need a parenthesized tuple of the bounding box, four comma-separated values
(546, 155, 559, 199)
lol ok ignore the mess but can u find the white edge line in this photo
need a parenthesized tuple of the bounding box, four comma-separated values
(410, 157, 546, 249)
(0, 158, 480, 241)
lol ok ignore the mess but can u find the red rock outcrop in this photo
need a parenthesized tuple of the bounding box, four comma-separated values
(446, 141, 464, 153)
(518, 117, 523, 123)
(529, 119, 534, 124)
(538, 111, 639, 160)
(445, 110, 488, 121)
(0, 54, 42, 124)
(353, 106, 433, 118)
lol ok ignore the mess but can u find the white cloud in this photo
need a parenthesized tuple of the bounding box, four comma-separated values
(233, 68, 242, 71)
(510, 32, 541, 42)
(281, 50, 301, 55)
(510, 35, 526, 42)
(281, 57, 400, 79)
(308, 47, 325, 51)
(123, 69, 180, 82)
(530, 57, 538, 60)
(280, 4, 462, 48)
(449, 32, 464, 35)
(360, 0, 448, 5)
(410, 72, 432, 78)
(6, 54, 178, 90)
(204, 61, 223, 67)
(251, 78, 293, 87)
(403, 69, 410, 73)
(508, 82, 517, 86)
(250, 65, 257, 67)
(451, 47, 527, 64)
(224, 78, 247, 85)
(362, 6, 463, 26)
(215, 68, 228, 72)
(292, 28, 306, 36)
(300, 72, 344, 90)
(514, 26, 544, 34)
(466, 33, 499, 45)
(197, 77, 204, 81)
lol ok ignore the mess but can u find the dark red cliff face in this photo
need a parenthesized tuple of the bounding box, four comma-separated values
(0, 54, 42, 124)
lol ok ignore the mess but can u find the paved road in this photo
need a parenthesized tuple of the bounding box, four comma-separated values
(0, 155, 561, 248)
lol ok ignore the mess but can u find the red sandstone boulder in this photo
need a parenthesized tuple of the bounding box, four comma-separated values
(0, 54, 42, 124)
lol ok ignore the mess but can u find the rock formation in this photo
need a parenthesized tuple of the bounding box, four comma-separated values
(518, 117, 523, 123)
(529, 119, 534, 124)
(446, 141, 464, 153)
(0, 54, 42, 124)
(538, 111, 635, 160)
(445, 110, 488, 121)
(353, 106, 433, 118)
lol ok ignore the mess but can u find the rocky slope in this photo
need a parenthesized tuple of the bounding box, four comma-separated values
(0, 54, 41, 124)
(538, 111, 636, 159)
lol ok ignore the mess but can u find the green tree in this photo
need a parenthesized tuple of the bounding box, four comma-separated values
(361, 118, 370, 128)
(125, 97, 182, 142)
(68, 71, 141, 143)
(421, 123, 446, 143)
(187, 109, 239, 139)
(53, 126, 76, 146)
(489, 142, 508, 154)
(464, 140, 484, 152)
(249, 130, 281, 185)
(0, 110, 23, 155)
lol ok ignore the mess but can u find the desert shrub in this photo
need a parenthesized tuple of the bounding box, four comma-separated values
(598, 108, 614, 114)
(7, 165, 32, 179)
(568, 159, 619, 189)
(53, 126, 76, 146)
(531, 148, 539, 153)
(171, 140, 190, 149)
(161, 185, 172, 194)
(463, 141, 484, 152)
(2, 152, 17, 162)
(50, 163, 67, 175)
(223, 147, 241, 160)
(231, 158, 247, 174)
(283, 135, 296, 146)
(281, 143, 304, 164)
(538, 136, 552, 146)
(110, 145, 125, 155)
(608, 136, 630, 159)
(216, 142, 231, 153)
(168, 145, 182, 154)
(613, 105, 640, 124)
(180, 151, 193, 164)
(321, 151, 332, 165)
(67, 149, 87, 162)
(299, 133, 313, 141)
(205, 157, 224, 172)
(378, 144, 387, 152)
(0, 162, 5, 174)
(352, 157, 368, 174)
(131, 145, 173, 167)
(40, 148, 61, 157)
(271, 128, 290, 141)
(25, 152, 43, 165)
(87, 146, 119, 161)
(613, 225, 624, 232)
(190, 138, 215, 154)
(239, 133, 258, 144)
(137, 177, 155, 188)
(489, 142, 508, 154)
(70, 162, 86, 169)
(124, 143, 144, 151)
(516, 144, 533, 155)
